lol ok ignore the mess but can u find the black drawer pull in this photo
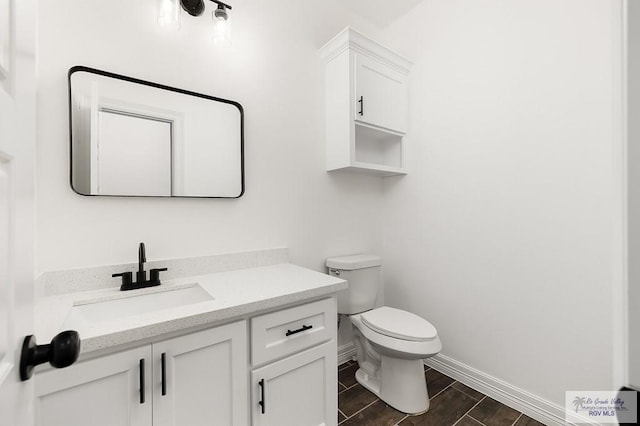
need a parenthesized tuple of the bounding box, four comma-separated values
(258, 379, 265, 414)
(286, 324, 313, 337)
(358, 95, 364, 116)
(139, 358, 146, 404)
(161, 352, 167, 396)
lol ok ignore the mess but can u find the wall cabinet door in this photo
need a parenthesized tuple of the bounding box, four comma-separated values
(153, 321, 248, 426)
(35, 345, 153, 426)
(251, 341, 337, 426)
(354, 54, 408, 134)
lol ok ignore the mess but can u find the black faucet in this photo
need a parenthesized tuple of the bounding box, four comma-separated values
(112, 242, 168, 291)
(137, 242, 147, 284)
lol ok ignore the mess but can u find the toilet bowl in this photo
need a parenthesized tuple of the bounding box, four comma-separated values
(350, 307, 441, 414)
(326, 254, 442, 415)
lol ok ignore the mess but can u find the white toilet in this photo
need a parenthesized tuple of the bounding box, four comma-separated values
(326, 254, 442, 415)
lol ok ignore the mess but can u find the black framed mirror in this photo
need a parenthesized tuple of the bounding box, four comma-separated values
(69, 66, 244, 198)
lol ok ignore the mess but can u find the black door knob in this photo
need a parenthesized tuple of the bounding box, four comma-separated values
(20, 330, 81, 381)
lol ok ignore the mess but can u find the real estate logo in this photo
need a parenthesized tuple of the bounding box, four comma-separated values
(565, 391, 637, 424)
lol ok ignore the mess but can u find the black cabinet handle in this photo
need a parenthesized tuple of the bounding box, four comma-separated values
(139, 359, 146, 404)
(258, 379, 265, 414)
(358, 96, 364, 116)
(161, 352, 167, 396)
(19, 331, 81, 381)
(286, 324, 313, 337)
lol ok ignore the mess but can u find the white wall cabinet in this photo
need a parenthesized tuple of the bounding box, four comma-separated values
(35, 321, 247, 426)
(34, 298, 337, 426)
(321, 27, 412, 176)
(354, 54, 408, 133)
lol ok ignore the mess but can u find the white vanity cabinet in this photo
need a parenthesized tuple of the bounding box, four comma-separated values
(152, 321, 248, 426)
(35, 345, 153, 426)
(35, 321, 248, 426)
(250, 298, 337, 426)
(251, 342, 336, 426)
(34, 295, 339, 426)
(321, 27, 412, 176)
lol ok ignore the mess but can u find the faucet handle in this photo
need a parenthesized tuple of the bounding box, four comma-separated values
(150, 268, 168, 283)
(112, 271, 133, 290)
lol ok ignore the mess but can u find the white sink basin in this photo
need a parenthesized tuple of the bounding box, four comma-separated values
(62, 283, 213, 329)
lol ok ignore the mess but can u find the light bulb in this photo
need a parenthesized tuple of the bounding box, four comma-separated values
(157, 0, 181, 30)
(212, 6, 231, 45)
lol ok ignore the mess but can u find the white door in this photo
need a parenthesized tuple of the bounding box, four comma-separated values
(251, 341, 337, 426)
(34, 346, 153, 426)
(0, 1, 38, 426)
(96, 110, 172, 196)
(354, 54, 408, 134)
(153, 321, 248, 426)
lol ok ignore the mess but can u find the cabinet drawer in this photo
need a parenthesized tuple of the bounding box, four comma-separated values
(251, 298, 336, 366)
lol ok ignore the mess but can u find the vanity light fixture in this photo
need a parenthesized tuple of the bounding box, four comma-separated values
(211, 1, 232, 45)
(157, 0, 233, 45)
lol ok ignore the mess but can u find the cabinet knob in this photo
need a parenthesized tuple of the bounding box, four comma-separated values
(19, 330, 81, 381)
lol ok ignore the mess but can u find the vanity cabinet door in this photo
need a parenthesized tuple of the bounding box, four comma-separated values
(153, 320, 248, 426)
(251, 341, 337, 426)
(354, 54, 408, 134)
(35, 345, 153, 426)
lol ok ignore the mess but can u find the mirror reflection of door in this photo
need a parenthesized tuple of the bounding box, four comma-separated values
(69, 67, 244, 198)
(96, 110, 172, 196)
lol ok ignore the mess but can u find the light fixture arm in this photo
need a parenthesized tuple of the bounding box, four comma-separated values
(180, 0, 231, 17)
(210, 0, 232, 11)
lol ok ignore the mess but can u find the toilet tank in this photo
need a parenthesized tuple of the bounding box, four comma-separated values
(326, 254, 382, 314)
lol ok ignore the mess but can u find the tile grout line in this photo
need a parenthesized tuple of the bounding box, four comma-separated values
(510, 413, 523, 426)
(342, 397, 380, 422)
(452, 383, 487, 402)
(453, 395, 488, 426)
(428, 380, 456, 400)
(338, 382, 360, 394)
(452, 414, 485, 426)
(337, 408, 347, 420)
(394, 414, 409, 425)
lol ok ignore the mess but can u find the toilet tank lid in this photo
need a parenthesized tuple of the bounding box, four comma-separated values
(326, 254, 382, 270)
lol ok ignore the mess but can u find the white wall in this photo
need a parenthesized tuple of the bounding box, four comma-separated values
(381, 0, 619, 407)
(36, 0, 386, 278)
(37, 0, 626, 412)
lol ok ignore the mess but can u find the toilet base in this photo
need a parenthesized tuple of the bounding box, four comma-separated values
(355, 355, 430, 415)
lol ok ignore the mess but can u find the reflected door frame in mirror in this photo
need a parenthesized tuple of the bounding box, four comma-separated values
(68, 65, 244, 198)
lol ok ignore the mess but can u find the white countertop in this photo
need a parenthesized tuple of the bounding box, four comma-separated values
(36, 263, 347, 354)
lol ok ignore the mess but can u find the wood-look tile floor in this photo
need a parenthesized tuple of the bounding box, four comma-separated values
(337, 361, 546, 426)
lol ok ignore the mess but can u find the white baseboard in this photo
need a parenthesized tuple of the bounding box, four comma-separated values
(338, 342, 356, 366)
(425, 354, 576, 426)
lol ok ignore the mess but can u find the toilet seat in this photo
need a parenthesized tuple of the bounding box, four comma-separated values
(361, 307, 437, 342)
